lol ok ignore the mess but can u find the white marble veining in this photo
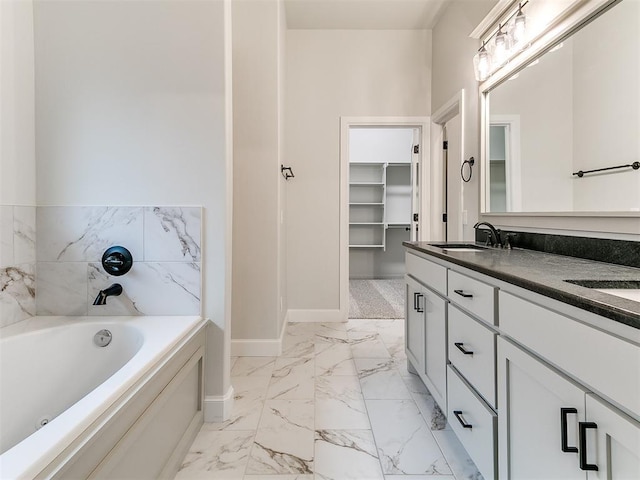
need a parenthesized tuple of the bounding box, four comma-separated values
(432, 430, 484, 480)
(366, 399, 452, 475)
(175, 429, 255, 479)
(245, 399, 314, 475)
(0, 206, 14, 268)
(212, 376, 271, 431)
(355, 358, 413, 400)
(0, 264, 36, 327)
(267, 357, 315, 400)
(13, 206, 36, 264)
(348, 331, 392, 359)
(315, 375, 370, 430)
(232, 357, 277, 377)
(314, 429, 383, 480)
(87, 261, 200, 316)
(144, 207, 201, 261)
(36, 262, 88, 316)
(175, 320, 482, 480)
(37, 206, 144, 262)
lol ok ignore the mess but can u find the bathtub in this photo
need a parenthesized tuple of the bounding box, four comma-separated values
(0, 315, 207, 479)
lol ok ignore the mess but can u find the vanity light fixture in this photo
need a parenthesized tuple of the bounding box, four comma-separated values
(474, 1, 528, 81)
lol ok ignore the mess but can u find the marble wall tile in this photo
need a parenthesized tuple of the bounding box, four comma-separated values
(314, 429, 384, 480)
(36, 262, 88, 316)
(87, 262, 200, 316)
(143, 207, 201, 261)
(37, 206, 144, 262)
(0, 206, 13, 268)
(13, 206, 36, 264)
(366, 399, 452, 475)
(0, 264, 36, 328)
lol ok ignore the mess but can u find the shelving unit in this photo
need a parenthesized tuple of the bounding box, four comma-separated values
(348, 162, 411, 250)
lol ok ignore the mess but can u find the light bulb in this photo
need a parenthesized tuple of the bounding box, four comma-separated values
(474, 45, 491, 81)
(512, 7, 526, 44)
(494, 27, 508, 65)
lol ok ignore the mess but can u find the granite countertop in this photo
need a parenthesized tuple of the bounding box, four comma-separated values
(403, 241, 640, 330)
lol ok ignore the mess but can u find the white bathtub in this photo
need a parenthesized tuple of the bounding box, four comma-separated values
(0, 315, 206, 479)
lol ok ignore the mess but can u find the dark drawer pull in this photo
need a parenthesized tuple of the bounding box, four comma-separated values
(416, 293, 424, 313)
(454, 289, 473, 298)
(453, 410, 472, 429)
(413, 292, 420, 311)
(454, 342, 474, 355)
(560, 408, 578, 453)
(579, 422, 598, 471)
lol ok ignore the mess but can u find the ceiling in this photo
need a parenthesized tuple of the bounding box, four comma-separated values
(284, 0, 451, 30)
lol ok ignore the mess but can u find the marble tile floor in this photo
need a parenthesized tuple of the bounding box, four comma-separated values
(175, 319, 483, 480)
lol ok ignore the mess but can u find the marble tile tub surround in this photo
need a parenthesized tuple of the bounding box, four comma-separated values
(0, 206, 36, 328)
(475, 229, 640, 268)
(36, 206, 202, 316)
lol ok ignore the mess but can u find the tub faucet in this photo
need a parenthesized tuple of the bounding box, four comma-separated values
(473, 222, 503, 248)
(93, 283, 123, 305)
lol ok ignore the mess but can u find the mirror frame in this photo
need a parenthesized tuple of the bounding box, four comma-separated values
(477, 0, 639, 236)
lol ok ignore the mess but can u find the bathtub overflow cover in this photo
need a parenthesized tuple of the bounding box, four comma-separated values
(94, 329, 113, 347)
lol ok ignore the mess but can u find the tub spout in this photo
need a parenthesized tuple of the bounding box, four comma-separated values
(93, 283, 123, 305)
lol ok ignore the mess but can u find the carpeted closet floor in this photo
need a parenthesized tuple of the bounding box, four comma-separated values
(348, 278, 405, 319)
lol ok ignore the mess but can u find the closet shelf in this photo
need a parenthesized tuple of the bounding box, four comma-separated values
(349, 244, 385, 248)
(349, 182, 385, 186)
(350, 222, 384, 226)
(349, 202, 384, 206)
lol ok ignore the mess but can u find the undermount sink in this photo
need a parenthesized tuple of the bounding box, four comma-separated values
(564, 280, 640, 302)
(428, 243, 488, 252)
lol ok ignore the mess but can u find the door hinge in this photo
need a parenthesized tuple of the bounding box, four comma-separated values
(443, 141, 448, 150)
(413, 145, 420, 154)
(442, 213, 448, 223)
(413, 213, 419, 222)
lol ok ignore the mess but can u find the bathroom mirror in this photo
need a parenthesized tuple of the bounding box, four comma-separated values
(482, 0, 640, 214)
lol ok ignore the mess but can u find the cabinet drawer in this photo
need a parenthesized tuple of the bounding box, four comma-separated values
(448, 305, 496, 408)
(406, 252, 447, 295)
(447, 365, 497, 480)
(448, 270, 496, 325)
(500, 291, 640, 418)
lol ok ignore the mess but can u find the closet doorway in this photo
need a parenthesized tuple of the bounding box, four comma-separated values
(339, 118, 430, 320)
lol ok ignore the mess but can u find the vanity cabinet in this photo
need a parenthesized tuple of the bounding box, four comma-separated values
(405, 252, 448, 411)
(498, 336, 640, 479)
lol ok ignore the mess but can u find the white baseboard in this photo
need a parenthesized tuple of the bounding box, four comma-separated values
(287, 309, 346, 323)
(204, 386, 234, 423)
(230, 317, 287, 356)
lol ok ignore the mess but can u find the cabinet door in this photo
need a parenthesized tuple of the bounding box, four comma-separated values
(405, 276, 425, 373)
(498, 337, 587, 480)
(585, 394, 640, 479)
(423, 286, 447, 411)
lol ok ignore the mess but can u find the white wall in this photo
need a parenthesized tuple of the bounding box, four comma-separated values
(33, 0, 232, 413)
(232, 0, 285, 342)
(490, 42, 574, 212)
(572, 0, 640, 212)
(286, 29, 431, 312)
(1, 0, 35, 206)
(431, 0, 497, 240)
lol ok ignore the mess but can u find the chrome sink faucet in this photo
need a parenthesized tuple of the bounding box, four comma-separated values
(473, 222, 503, 248)
(93, 283, 123, 305)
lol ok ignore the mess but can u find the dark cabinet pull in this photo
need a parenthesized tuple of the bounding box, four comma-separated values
(454, 342, 474, 355)
(416, 293, 424, 313)
(454, 289, 473, 298)
(560, 408, 578, 453)
(578, 422, 599, 471)
(413, 292, 420, 311)
(453, 410, 472, 429)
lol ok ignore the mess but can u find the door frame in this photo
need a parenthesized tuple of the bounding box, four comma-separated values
(431, 90, 465, 242)
(339, 116, 430, 322)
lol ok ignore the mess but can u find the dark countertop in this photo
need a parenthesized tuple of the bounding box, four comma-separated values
(403, 241, 640, 330)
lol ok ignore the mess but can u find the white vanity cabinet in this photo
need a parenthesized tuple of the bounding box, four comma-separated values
(498, 292, 640, 479)
(405, 252, 448, 411)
